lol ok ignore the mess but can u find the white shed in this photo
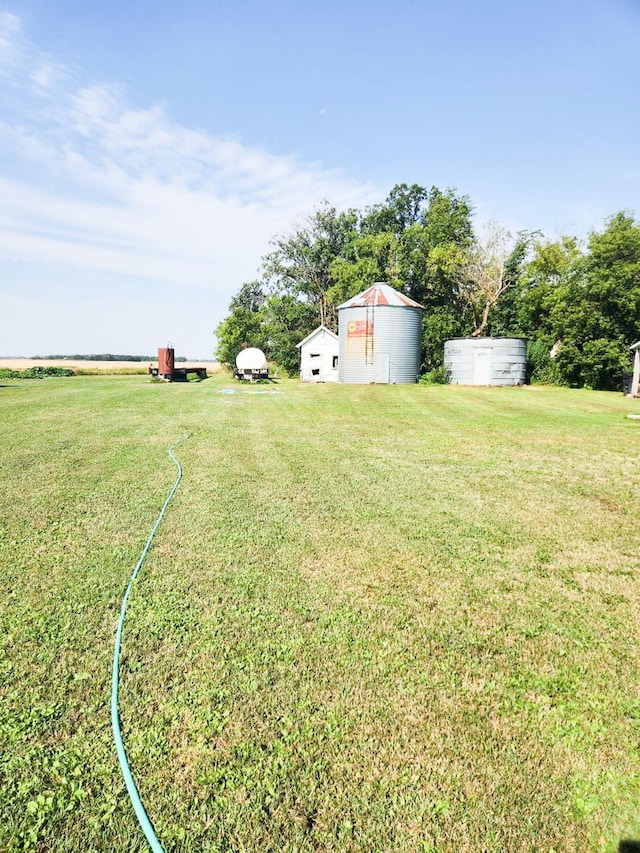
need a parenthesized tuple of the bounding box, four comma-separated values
(630, 341, 640, 397)
(296, 326, 339, 382)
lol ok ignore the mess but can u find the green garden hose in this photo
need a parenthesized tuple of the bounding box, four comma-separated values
(111, 436, 189, 853)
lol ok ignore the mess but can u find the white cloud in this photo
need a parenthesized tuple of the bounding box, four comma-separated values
(0, 12, 22, 72)
(0, 13, 378, 354)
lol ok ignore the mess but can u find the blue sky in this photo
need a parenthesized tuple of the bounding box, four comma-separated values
(1, 0, 639, 357)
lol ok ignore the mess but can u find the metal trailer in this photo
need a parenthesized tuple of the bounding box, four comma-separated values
(149, 347, 207, 381)
(233, 367, 269, 381)
(148, 365, 207, 382)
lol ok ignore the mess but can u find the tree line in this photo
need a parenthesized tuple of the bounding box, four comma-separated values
(214, 183, 640, 390)
(32, 354, 188, 362)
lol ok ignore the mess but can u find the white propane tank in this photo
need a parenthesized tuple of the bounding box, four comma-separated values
(235, 348, 268, 371)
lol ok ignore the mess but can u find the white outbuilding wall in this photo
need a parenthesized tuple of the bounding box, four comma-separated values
(631, 341, 640, 397)
(296, 326, 339, 382)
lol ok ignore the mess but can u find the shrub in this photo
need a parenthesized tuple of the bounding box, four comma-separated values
(0, 367, 75, 379)
(526, 340, 560, 385)
(419, 365, 450, 385)
(553, 338, 629, 390)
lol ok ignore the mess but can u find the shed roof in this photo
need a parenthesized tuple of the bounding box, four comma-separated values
(296, 325, 339, 349)
(338, 282, 423, 310)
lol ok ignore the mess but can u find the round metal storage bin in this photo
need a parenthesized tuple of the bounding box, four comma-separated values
(338, 284, 423, 384)
(444, 337, 527, 386)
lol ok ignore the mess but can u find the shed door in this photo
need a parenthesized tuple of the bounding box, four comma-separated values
(473, 348, 492, 385)
(375, 353, 390, 384)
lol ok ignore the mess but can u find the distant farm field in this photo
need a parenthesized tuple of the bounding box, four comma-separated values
(2, 374, 640, 852)
(0, 358, 221, 374)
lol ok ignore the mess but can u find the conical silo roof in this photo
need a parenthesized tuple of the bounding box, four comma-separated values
(338, 282, 423, 310)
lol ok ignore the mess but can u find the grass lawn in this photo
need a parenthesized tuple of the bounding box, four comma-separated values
(1, 373, 640, 852)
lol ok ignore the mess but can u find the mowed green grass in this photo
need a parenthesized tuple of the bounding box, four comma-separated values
(1, 374, 640, 852)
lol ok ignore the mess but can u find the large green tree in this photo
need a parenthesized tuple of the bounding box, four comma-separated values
(516, 213, 640, 389)
(329, 185, 476, 372)
(214, 281, 268, 365)
(263, 204, 359, 331)
(261, 294, 318, 376)
(216, 185, 477, 376)
(258, 185, 476, 374)
(456, 225, 537, 338)
(329, 232, 402, 308)
(555, 213, 640, 389)
(215, 188, 639, 389)
(360, 183, 430, 236)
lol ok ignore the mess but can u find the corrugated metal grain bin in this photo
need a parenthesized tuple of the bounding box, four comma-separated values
(444, 337, 527, 386)
(338, 283, 423, 384)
